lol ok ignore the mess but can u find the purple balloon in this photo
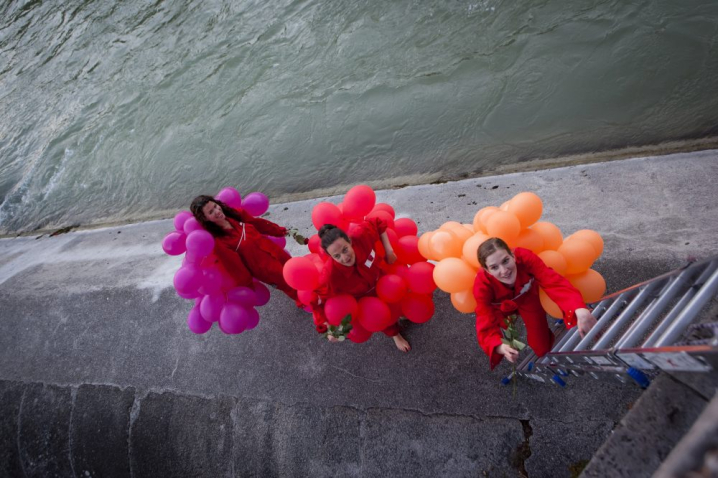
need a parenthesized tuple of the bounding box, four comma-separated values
(244, 307, 260, 330)
(187, 307, 212, 334)
(176, 288, 201, 300)
(198, 267, 223, 295)
(173, 265, 203, 295)
(253, 281, 271, 306)
(183, 217, 203, 234)
(219, 303, 250, 334)
(173, 211, 193, 231)
(162, 231, 187, 256)
(215, 187, 242, 209)
(242, 192, 269, 216)
(200, 293, 226, 323)
(226, 286, 257, 307)
(266, 235, 287, 249)
(186, 230, 215, 259)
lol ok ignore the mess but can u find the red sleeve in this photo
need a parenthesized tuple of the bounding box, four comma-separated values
(213, 241, 253, 287)
(364, 217, 388, 236)
(515, 247, 587, 328)
(310, 263, 332, 334)
(235, 208, 287, 237)
(473, 273, 506, 370)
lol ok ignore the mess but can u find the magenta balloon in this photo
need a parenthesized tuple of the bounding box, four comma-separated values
(173, 265, 203, 295)
(219, 303, 249, 334)
(186, 230, 215, 259)
(176, 288, 201, 300)
(215, 187, 242, 209)
(227, 286, 257, 307)
(162, 231, 187, 256)
(244, 307, 260, 330)
(199, 293, 226, 323)
(198, 267, 223, 295)
(242, 192, 269, 216)
(267, 235, 287, 248)
(187, 307, 212, 334)
(173, 211, 193, 231)
(183, 217, 203, 234)
(253, 281, 271, 306)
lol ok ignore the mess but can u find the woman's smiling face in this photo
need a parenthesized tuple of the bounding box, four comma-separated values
(484, 249, 517, 285)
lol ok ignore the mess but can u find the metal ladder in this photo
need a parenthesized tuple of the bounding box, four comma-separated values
(507, 255, 718, 389)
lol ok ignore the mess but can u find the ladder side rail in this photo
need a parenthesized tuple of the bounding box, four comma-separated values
(591, 280, 667, 350)
(614, 269, 696, 348)
(643, 261, 718, 347)
(653, 266, 718, 347)
(570, 290, 637, 351)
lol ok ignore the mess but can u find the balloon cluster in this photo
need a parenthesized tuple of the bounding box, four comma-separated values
(161, 187, 277, 335)
(282, 185, 438, 342)
(419, 192, 606, 316)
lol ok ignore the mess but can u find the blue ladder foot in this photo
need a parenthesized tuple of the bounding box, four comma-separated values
(551, 374, 567, 387)
(627, 367, 651, 389)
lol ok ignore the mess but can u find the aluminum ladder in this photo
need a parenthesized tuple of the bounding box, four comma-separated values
(506, 255, 718, 388)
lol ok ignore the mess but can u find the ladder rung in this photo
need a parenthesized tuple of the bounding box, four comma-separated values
(591, 280, 667, 350)
(572, 290, 637, 351)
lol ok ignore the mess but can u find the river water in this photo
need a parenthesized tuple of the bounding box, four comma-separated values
(1, 0, 717, 233)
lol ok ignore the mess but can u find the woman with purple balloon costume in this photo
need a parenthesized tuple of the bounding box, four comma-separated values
(189, 195, 299, 303)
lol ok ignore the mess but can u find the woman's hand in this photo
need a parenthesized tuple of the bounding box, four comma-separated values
(576, 308, 597, 338)
(385, 249, 397, 264)
(327, 335, 339, 343)
(495, 343, 519, 363)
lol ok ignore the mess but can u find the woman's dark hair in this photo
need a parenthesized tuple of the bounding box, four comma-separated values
(189, 195, 243, 237)
(477, 237, 512, 269)
(318, 224, 350, 251)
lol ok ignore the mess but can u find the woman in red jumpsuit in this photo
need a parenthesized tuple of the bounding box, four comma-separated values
(190, 195, 298, 302)
(311, 218, 411, 352)
(473, 237, 597, 369)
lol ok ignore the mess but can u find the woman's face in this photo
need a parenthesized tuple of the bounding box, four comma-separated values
(202, 201, 226, 225)
(484, 249, 517, 285)
(326, 237, 355, 267)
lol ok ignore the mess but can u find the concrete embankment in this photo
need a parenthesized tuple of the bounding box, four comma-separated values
(1, 150, 716, 477)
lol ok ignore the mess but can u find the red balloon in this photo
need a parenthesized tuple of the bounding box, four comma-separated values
(282, 257, 320, 291)
(387, 263, 410, 281)
(357, 297, 394, 332)
(396, 236, 423, 264)
(312, 202, 345, 230)
(297, 289, 317, 306)
(308, 234, 321, 254)
(324, 294, 358, 326)
(401, 293, 435, 323)
(394, 218, 418, 237)
(366, 210, 395, 229)
(343, 185, 376, 221)
(348, 321, 372, 343)
(405, 262, 437, 294)
(371, 203, 396, 219)
(377, 274, 408, 303)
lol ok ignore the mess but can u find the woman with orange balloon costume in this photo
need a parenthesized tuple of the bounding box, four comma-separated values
(473, 237, 597, 369)
(311, 219, 412, 352)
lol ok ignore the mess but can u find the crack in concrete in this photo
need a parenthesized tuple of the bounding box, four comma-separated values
(16, 387, 27, 478)
(68, 387, 78, 478)
(514, 419, 533, 478)
(127, 392, 141, 478)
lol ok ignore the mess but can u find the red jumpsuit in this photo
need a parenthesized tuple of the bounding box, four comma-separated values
(311, 217, 400, 337)
(212, 208, 297, 301)
(473, 247, 586, 369)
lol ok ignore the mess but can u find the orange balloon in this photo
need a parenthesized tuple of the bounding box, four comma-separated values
(531, 222, 563, 251)
(539, 289, 562, 318)
(442, 222, 473, 244)
(567, 269, 606, 303)
(485, 211, 521, 246)
(433, 258, 477, 293)
(500, 201, 511, 211)
(507, 192, 543, 228)
(418, 232, 435, 261)
(429, 230, 462, 260)
(451, 290, 477, 313)
(473, 206, 499, 234)
(440, 221, 463, 232)
(514, 228, 544, 254)
(567, 229, 604, 258)
(538, 250, 568, 276)
(462, 223, 474, 232)
(462, 232, 490, 269)
(558, 239, 595, 275)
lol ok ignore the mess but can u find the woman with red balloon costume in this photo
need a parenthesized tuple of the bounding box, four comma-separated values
(190, 195, 299, 303)
(311, 218, 412, 352)
(473, 237, 597, 369)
